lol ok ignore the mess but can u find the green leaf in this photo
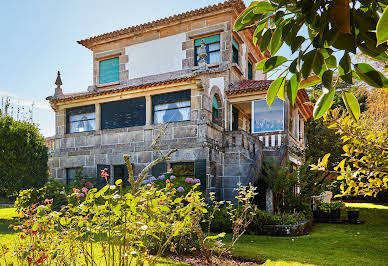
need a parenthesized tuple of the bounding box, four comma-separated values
(358, 43, 388, 61)
(313, 87, 335, 119)
(270, 25, 284, 55)
(253, 21, 268, 46)
(287, 73, 299, 105)
(291, 36, 305, 53)
(333, 33, 356, 54)
(267, 76, 286, 106)
(253, 1, 277, 14)
(302, 49, 323, 79)
(376, 6, 388, 45)
(32, 223, 39, 231)
(262, 56, 288, 73)
(260, 29, 272, 53)
(312, 50, 325, 76)
(325, 55, 337, 68)
(255, 58, 268, 70)
(339, 52, 352, 83)
(354, 63, 388, 88)
(299, 75, 321, 89)
(342, 91, 360, 121)
(322, 70, 334, 89)
(234, 4, 261, 31)
(289, 59, 298, 73)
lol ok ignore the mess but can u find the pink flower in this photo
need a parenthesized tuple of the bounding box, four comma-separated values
(79, 193, 85, 197)
(44, 198, 53, 204)
(81, 187, 88, 194)
(177, 187, 185, 193)
(85, 181, 93, 188)
(185, 178, 194, 184)
(193, 179, 201, 184)
(73, 188, 80, 193)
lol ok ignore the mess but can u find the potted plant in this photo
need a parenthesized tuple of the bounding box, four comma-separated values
(347, 207, 360, 224)
(314, 201, 331, 223)
(329, 202, 345, 223)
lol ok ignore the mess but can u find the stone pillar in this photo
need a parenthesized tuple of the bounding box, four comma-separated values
(266, 188, 274, 214)
(146, 95, 152, 125)
(56, 109, 66, 136)
(95, 103, 101, 130)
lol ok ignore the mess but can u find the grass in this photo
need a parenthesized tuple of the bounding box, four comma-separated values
(227, 202, 388, 266)
(1, 203, 387, 265)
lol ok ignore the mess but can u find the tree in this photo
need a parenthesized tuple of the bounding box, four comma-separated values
(234, 0, 388, 120)
(0, 116, 48, 197)
(311, 109, 388, 197)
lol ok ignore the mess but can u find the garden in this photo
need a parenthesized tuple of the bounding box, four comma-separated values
(1, 0, 387, 265)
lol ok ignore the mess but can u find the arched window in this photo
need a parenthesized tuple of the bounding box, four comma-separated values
(212, 96, 221, 124)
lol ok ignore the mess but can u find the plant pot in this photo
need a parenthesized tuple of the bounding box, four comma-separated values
(313, 210, 330, 223)
(347, 210, 359, 224)
(330, 209, 341, 223)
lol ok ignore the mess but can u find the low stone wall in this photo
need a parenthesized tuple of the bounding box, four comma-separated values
(262, 220, 312, 236)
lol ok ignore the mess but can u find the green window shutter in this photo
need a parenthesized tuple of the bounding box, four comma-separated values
(194, 159, 207, 191)
(248, 59, 253, 80)
(99, 57, 119, 84)
(194, 34, 220, 46)
(151, 162, 167, 178)
(232, 38, 239, 51)
(212, 96, 219, 109)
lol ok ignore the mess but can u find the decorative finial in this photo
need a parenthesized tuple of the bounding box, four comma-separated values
(198, 40, 208, 70)
(54, 71, 63, 98)
(55, 71, 62, 87)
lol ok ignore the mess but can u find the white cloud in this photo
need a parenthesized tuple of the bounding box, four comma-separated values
(0, 89, 51, 110)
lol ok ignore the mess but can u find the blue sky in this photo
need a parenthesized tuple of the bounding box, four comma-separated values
(0, 0, 261, 136)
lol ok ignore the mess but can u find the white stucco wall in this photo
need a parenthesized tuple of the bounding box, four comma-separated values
(255, 70, 266, 80)
(241, 44, 247, 77)
(209, 77, 225, 98)
(125, 33, 186, 79)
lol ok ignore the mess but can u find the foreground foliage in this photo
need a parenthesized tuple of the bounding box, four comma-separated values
(311, 109, 388, 197)
(234, 0, 388, 120)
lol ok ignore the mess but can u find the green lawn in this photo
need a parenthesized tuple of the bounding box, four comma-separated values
(1, 203, 387, 265)
(227, 203, 388, 266)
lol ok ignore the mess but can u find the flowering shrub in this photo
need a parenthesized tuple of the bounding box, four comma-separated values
(5, 174, 207, 265)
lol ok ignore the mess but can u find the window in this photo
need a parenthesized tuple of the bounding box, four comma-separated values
(252, 98, 284, 133)
(114, 165, 130, 187)
(99, 57, 119, 84)
(66, 105, 95, 133)
(101, 97, 146, 130)
(248, 59, 253, 80)
(194, 34, 220, 66)
(170, 162, 194, 178)
(66, 167, 81, 185)
(232, 38, 239, 64)
(152, 90, 191, 124)
(212, 96, 221, 124)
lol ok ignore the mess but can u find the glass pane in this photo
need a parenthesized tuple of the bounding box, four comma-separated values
(208, 43, 220, 52)
(252, 98, 284, 133)
(154, 107, 190, 124)
(154, 101, 190, 111)
(69, 112, 95, 122)
(208, 51, 220, 64)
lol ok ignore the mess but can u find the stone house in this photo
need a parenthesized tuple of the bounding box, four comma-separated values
(45, 0, 312, 209)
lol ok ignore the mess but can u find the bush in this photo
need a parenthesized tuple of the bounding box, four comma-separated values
(0, 116, 48, 197)
(15, 179, 96, 212)
(267, 212, 307, 225)
(316, 201, 346, 213)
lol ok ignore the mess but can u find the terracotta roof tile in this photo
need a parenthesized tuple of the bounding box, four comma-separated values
(226, 80, 273, 94)
(77, 0, 245, 49)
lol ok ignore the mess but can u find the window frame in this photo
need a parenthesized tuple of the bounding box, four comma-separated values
(248, 59, 253, 80)
(66, 167, 82, 185)
(232, 38, 239, 64)
(99, 56, 120, 85)
(152, 90, 191, 124)
(66, 105, 96, 134)
(194, 34, 221, 66)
